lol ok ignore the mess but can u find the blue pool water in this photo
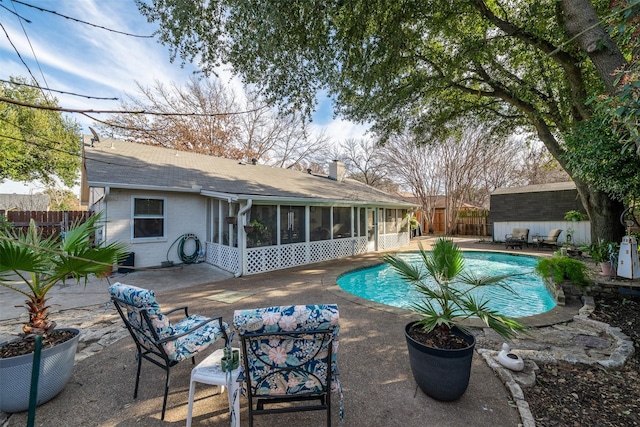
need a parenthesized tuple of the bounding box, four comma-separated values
(337, 251, 556, 318)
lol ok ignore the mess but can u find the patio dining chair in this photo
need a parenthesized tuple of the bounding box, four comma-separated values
(505, 228, 529, 249)
(535, 229, 563, 249)
(232, 304, 342, 427)
(108, 282, 230, 420)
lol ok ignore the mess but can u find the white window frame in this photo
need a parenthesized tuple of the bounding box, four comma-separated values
(131, 197, 166, 241)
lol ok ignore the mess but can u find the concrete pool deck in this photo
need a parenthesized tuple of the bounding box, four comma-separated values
(1, 236, 636, 426)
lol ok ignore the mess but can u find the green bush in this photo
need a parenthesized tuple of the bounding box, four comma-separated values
(535, 255, 590, 288)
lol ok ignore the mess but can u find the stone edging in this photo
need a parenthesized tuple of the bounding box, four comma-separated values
(478, 295, 635, 427)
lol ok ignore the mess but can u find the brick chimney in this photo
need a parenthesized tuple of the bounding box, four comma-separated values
(328, 160, 346, 182)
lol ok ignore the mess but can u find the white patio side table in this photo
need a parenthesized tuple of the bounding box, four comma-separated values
(186, 348, 240, 427)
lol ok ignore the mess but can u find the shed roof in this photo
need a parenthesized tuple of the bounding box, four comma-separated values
(82, 136, 415, 207)
(491, 181, 576, 195)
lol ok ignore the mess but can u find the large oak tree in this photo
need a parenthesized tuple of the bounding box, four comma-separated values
(0, 77, 81, 187)
(137, 0, 638, 242)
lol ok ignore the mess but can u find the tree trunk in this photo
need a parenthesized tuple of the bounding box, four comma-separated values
(530, 112, 626, 243)
(573, 178, 626, 243)
(561, 0, 628, 95)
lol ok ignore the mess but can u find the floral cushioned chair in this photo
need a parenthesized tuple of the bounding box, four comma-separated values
(108, 282, 230, 420)
(232, 304, 342, 427)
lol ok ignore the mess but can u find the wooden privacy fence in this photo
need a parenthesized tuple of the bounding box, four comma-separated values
(0, 211, 92, 240)
(456, 209, 490, 236)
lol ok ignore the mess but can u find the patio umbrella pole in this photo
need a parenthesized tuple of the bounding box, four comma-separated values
(27, 334, 43, 427)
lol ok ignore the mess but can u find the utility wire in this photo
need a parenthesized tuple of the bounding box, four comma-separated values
(0, 3, 30, 22)
(10, 0, 53, 103)
(0, 21, 40, 90)
(0, 79, 119, 101)
(0, 96, 267, 117)
(10, 0, 154, 38)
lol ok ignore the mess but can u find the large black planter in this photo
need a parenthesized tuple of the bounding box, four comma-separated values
(0, 328, 80, 413)
(404, 321, 475, 401)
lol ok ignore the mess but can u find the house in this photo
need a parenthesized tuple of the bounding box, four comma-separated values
(81, 136, 417, 275)
(490, 182, 591, 245)
(0, 193, 49, 212)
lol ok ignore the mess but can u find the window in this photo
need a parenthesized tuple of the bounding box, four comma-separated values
(247, 205, 277, 247)
(280, 206, 306, 244)
(133, 198, 165, 239)
(310, 207, 331, 241)
(332, 207, 352, 238)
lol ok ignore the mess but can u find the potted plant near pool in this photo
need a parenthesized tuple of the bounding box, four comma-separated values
(584, 240, 620, 276)
(383, 238, 526, 401)
(0, 213, 128, 413)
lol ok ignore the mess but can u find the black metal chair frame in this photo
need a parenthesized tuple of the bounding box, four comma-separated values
(111, 295, 229, 420)
(239, 329, 335, 427)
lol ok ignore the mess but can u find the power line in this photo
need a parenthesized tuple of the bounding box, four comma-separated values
(0, 79, 119, 101)
(0, 21, 41, 90)
(10, 0, 52, 103)
(10, 0, 155, 38)
(0, 96, 267, 117)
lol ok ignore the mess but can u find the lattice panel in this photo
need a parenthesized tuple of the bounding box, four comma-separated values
(354, 237, 368, 254)
(333, 238, 355, 258)
(378, 233, 410, 251)
(205, 242, 218, 264)
(309, 242, 325, 264)
(247, 246, 279, 274)
(205, 242, 239, 274)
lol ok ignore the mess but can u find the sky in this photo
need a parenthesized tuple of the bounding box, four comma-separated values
(0, 0, 369, 194)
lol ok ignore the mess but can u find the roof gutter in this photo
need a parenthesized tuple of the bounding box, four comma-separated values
(88, 182, 203, 193)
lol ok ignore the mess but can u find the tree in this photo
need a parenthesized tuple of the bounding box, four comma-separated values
(43, 186, 82, 211)
(139, 0, 637, 242)
(100, 77, 242, 158)
(382, 125, 523, 233)
(0, 77, 81, 187)
(338, 138, 389, 189)
(101, 77, 331, 168)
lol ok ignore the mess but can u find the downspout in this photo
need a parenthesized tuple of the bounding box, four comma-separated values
(235, 199, 253, 277)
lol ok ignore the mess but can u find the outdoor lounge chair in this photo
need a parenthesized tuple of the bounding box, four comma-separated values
(109, 282, 229, 420)
(505, 228, 529, 249)
(534, 229, 563, 249)
(232, 304, 342, 427)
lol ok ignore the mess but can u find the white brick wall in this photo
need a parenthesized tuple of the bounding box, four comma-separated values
(101, 189, 207, 268)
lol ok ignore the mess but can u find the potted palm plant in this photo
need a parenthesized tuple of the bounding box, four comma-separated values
(383, 238, 526, 401)
(0, 212, 128, 413)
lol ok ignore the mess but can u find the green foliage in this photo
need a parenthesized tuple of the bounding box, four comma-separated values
(535, 256, 590, 288)
(564, 210, 587, 221)
(383, 238, 526, 345)
(0, 212, 129, 335)
(582, 240, 620, 265)
(595, 0, 640, 154)
(0, 76, 81, 187)
(562, 113, 640, 201)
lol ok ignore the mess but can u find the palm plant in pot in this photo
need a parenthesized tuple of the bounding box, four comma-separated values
(383, 238, 526, 401)
(0, 212, 128, 413)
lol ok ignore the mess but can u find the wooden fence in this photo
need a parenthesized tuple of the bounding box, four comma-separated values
(0, 211, 92, 240)
(456, 209, 491, 236)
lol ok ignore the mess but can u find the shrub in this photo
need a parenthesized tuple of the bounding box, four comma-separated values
(535, 255, 590, 288)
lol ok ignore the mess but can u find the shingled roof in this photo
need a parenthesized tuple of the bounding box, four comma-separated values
(82, 136, 414, 207)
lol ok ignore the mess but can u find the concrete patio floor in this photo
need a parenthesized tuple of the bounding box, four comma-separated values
(1, 236, 621, 426)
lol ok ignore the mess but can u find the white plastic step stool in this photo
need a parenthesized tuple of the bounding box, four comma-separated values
(186, 347, 240, 427)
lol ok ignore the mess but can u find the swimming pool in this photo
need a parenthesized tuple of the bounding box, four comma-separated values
(337, 251, 556, 318)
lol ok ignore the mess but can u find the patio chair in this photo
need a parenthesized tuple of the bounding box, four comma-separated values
(534, 229, 563, 249)
(505, 228, 529, 249)
(232, 304, 342, 427)
(108, 282, 229, 420)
